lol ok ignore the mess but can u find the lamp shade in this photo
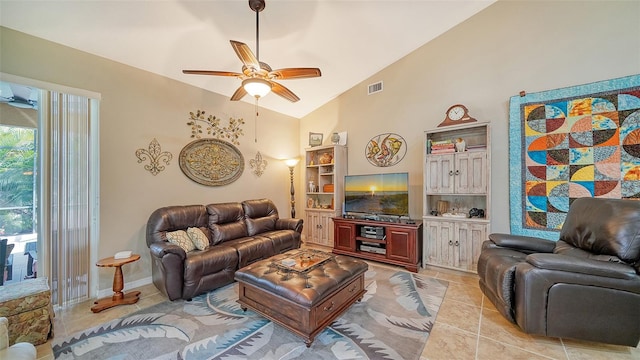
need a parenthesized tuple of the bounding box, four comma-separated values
(243, 78, 272, 98)
(284, 158, 299, 167)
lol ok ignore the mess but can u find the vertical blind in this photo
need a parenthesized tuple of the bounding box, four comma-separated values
(44, 91, 96, 306)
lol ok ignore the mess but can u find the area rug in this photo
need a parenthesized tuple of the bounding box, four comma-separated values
(52, 264, 448, 360)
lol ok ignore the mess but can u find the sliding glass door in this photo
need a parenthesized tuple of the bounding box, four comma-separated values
(1, 77, 99, 307)
(0, 82, 39, 284)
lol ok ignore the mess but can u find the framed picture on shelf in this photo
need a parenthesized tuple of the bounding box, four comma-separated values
(309, 132, 323, 147)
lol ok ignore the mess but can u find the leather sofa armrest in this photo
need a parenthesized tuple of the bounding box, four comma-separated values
(488, 233, 556, 253)
(526, 253, 637, 280)
(149, 241, 186, 260)
(276, 218, 303, 233)
(148, 241, 186, 301)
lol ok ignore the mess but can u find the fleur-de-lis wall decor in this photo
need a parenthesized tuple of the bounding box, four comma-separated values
(249, 151, 268, 177)
(135, 138, 173, 175)
(186, 110, 245, 145)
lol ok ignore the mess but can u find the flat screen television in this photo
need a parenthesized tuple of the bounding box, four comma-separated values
(344, 172, 409, 217)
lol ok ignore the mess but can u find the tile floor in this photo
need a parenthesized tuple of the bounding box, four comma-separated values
(35, 260, 639, 360)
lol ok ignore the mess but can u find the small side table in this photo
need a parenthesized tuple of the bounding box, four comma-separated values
(91, 254, 141, 313)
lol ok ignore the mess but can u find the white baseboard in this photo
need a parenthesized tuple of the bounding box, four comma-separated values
(96, 276, 153, 299)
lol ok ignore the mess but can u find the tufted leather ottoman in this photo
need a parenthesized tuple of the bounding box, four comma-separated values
(234, 250, 368, 347)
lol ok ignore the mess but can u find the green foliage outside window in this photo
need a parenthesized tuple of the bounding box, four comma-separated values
(0, 125, 36, 235)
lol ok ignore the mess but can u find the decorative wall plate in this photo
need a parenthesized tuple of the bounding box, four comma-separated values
(179, 138, 244, 186)
(365, 133, 407, 167)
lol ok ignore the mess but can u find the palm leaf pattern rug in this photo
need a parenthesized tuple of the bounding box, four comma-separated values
(53, 264, 448, 360)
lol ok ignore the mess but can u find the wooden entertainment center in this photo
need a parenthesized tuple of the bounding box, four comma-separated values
(332, 217, 423, 272)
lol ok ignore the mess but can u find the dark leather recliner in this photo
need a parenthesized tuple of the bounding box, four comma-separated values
(477, 197, 640, 346)
(146, 198, 303, 301)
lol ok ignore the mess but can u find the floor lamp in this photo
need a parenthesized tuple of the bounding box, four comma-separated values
(284, 159, 299, 218)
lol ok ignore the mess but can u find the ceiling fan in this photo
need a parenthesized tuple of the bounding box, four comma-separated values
(182, 0, 321, 103)
(0, 83, 38, 109)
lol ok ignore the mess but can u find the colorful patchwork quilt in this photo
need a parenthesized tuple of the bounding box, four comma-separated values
(509, 75, 640, 238)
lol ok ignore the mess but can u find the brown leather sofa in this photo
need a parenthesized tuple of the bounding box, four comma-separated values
(477, 197, 640, 346)
(146, 198, 303, 301)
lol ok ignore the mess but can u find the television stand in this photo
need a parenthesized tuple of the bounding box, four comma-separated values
(332, 217, 423, 272)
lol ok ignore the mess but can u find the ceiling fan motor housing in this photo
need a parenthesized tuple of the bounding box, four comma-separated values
(249, 0, 265, 12)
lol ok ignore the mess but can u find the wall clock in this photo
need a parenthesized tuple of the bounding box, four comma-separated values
(179, 138, 244, 186)
(438, 104, 477, 127)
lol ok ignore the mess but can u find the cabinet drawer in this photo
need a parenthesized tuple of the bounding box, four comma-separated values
(313, 275, 363, 327)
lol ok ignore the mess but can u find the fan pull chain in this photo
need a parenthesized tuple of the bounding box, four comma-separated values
(254, 98, 259, 142)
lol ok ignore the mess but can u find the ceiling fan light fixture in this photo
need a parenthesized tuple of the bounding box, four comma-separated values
(182, 0, 320, 103)
(243, 78, 272, 98)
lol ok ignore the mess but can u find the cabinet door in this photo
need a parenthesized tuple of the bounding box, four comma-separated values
(305, 211, 324, 245)
(425, 155, 454, 194)
(455, 151, 487, 194)
(386, 226, 415, 263)
(304, 211, 317, 243)
(334, 221, 355, 251)
(317, 213, 334, 246)
(439, 221, 455, 267)
(424, 221, 454, 267)
(424, 221, 440, 265)
(455, 222, 487, 271)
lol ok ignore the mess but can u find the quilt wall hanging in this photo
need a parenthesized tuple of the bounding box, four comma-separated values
(509, 74, 640, 239)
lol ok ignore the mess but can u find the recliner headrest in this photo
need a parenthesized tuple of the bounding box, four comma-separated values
(559, 198, 640, 264)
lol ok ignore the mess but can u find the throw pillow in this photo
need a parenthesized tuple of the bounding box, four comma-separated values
(166, 230, 195, 252)
(187, 227, 209, 250)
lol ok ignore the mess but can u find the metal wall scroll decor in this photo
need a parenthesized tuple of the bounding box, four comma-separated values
(249, 151, 268, 177)
(179, 138, 244, 186)
(365, 133, 407, 167)
(186, 109, 245, 145)
(135, 138, 173, 175)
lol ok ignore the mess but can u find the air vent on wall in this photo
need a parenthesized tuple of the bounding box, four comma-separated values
(368, 81, 383, 95)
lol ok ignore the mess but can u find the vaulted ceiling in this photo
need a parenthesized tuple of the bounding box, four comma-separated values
(0, 1, 495, 118)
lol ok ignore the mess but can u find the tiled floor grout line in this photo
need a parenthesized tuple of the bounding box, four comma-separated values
(475, 295, 483, 360)
(475, 300, 572, 360)
(560, 338, 569, 360)
(476, 334, 562, 360)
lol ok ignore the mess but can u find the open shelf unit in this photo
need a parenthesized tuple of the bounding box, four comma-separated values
(304, 145, 347, 247)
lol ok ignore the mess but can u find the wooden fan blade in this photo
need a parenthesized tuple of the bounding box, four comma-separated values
(230, 86, 247, 101)
(271, 81, 300, 102)
(269, 68, 321, 80)
(182, 70, 243, 77)
(230, 40, 260, 71)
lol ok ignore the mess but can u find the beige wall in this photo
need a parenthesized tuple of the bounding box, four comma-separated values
(0, 26, 300, 292)
(301, 0, 640, 233)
